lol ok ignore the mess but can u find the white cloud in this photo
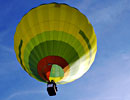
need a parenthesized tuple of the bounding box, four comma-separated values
(78, 51, 130, 100)
(76, 0, 93, 10)
(0, 44, 14, 53)
(6, 90, 44, 100)
(0, 26, 13, 42)
(78, 0, 130, 24)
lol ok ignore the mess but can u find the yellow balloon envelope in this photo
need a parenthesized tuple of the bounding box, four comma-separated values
(14, 3, 97, 84)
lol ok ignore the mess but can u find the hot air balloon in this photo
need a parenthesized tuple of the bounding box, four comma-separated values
(14, 3, 97, 96)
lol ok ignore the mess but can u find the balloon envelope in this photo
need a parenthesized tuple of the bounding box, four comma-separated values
(14, 3, 97, 84)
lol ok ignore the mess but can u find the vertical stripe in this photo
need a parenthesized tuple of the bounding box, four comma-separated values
(79, 30, 92, 63)
(18, 40, 26, 71)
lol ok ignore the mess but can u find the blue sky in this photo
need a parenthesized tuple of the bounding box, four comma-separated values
(0, 0, 130, 100)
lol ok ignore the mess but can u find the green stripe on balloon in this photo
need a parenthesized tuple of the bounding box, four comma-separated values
(79, 30, 92, 63)
(29, 40, 80, 82)
(18, 40, 27, 71)
(23, 31, 85, 75)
